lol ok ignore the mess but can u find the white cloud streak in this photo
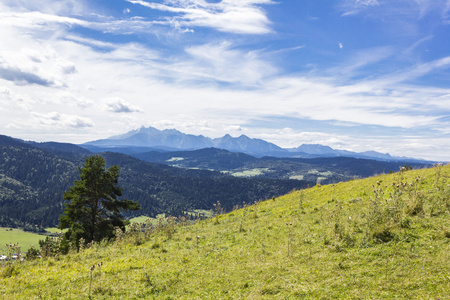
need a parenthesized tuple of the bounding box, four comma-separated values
(180, 41, 277, 85)
(105, 98, 143, 113)
(340, 0, 450, 21)
(127, 0, 274, 34)
(32, 112, 93, 129)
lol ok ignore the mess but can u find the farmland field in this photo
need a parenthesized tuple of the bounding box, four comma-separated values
(0, 228, 43, 253)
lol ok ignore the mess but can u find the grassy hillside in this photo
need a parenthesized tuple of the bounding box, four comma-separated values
(1, 165, 449, 299)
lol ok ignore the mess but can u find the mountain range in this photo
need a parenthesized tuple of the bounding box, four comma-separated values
(83, 126, 428, 162)
(83, 126, 283, 156)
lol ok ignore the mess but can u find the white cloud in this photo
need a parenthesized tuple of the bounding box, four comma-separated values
(127, 0, 274, 34)
(1, 0, 85, 15)
(105, 98, 143, 113)
(340, 0, 450, 22)
(180, 41, 277, 85)
(0, 62, 55, 87)
(0, 86, 30, 111)
(31, 111, 93, 129)
(259, 128, 346, 148)
(255, 127, 450, 161)
(0, 10, 87, 29)
(0, 2, 168, 42)
(0, 46, 76, 87)
(340, 0, 379, 16)
(224, 125, 244, 133)
(368, 56, 450, 86)
(0, 11, 80, 88)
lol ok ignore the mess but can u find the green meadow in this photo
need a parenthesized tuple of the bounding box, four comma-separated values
(1, 164, 449, 299)
(0, 217, 163, 254)
(0, 228, 43, 254)
(232, 168, 270, 177)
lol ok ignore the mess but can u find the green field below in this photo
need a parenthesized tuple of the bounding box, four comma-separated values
(0, 215, 194, 254)
(128, 215, 154, 224)
(1, 165, 449, 299)
(0, 228, 44, 254)
(232, 168, 270, 177)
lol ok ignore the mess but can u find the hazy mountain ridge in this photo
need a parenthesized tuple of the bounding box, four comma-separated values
(83, 126, 430, 162)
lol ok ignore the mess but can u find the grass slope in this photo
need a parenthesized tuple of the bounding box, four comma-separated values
(1, 165, 449, 299)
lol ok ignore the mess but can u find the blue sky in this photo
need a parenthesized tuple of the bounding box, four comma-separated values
(1, 0, 449, 160)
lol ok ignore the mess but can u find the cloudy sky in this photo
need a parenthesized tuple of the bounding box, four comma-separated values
(1, 0, 450, 161)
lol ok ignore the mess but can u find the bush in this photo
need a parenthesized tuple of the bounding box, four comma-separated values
(25, 245, 40, 260)
(39, 235, 69, 257)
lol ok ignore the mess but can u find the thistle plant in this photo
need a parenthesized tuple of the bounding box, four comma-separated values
(286, 222, 293, 257)
(239, 204, 248, 232)
(196, 235, 200, 251)
(88, 264, 95, 299)
(165, 216, 177, 239)
(213, 201, 222, 224)
(298, 191, 305, 214)
(433, 163, 444, 189)
(98, 262, 103, 290)
(114, 226, 125, 244)
(5, 243, 21, 262)
(250, 200, 260, 219)
(79, 237, 86, 252)
(156, 215, 165, 233)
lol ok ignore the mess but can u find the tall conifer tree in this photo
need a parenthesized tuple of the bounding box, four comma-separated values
(58, 155, 140, 246)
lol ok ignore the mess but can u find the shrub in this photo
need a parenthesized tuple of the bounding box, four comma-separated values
(25, 245, 40, 260)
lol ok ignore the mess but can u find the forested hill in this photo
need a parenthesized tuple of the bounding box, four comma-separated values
(0, 135, 84, 228)
(0, 135, 310, 229)
(133, 147, 431, 182)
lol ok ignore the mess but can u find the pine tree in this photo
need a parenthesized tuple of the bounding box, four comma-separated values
(58, 155, 140, 247)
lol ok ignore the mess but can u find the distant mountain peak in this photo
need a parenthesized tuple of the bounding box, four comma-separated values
(84, 127, 282, 155)
(237, 134, 250, 140)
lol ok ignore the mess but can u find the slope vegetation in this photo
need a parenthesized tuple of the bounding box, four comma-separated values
(1, 165, 449, 299)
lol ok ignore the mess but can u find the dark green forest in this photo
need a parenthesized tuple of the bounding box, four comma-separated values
(133, 147, 430, 181)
